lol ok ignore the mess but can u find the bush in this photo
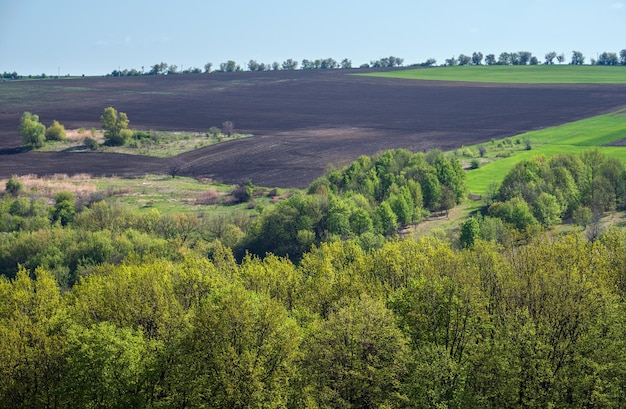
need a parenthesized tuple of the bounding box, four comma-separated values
(84, 137, 99, 150)
(196, 188, 220, 205)
(524, 138, 532, 150)
(469, 159, 480, 169)
(5, 177, 23, 196)
(132, 130, 152, 140)
(232, 183, 252, 203)
(45, 120, 67, 141)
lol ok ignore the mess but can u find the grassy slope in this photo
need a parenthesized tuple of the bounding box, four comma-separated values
(364, 65, 626, 195)
(364, 65, 626, 84)
(465, 110, 626, 195)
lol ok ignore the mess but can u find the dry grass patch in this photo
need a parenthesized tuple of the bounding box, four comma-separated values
(0, 174, 98, 199)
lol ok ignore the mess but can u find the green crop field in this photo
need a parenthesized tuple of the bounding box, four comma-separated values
(364, 65, 626, 84)
(464, 109, 626, 195)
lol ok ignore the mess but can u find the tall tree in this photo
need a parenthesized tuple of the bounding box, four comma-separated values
(100, 106, 130, 145)
(471, 51, 484, 65)
(176, 284, 300, 408)
(597, 52, 619, 65)
(518, 51, 532, 65)
(545, 51, 557, 64)
(281, 59, 298, 70)
(0, 268, 66, 408)
(302, 295, 410, 408)
(18, 112, 46, 148)
(571, 50, 585, 65)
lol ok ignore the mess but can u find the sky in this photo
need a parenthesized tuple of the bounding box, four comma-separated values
(1, 0, 624, 76)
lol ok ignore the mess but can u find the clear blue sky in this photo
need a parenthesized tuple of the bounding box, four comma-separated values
(1, 0, 624, 76)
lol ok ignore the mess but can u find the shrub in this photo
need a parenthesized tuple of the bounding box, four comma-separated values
(469, 159, 480, 169)
(524, 138, 532, 150)
(5, 177, 23, 196)
(197, 188, 220, 205)
(207, 126, 221, 138)
(132, 130, 152, 140)
(84, 137, 99, 150)
(232, 183, 252, 203)
(45, 120, 67, 141)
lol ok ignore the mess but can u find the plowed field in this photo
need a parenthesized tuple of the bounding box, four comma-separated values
(2, 69, 626, 188)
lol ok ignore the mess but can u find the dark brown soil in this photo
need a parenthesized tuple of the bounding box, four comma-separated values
(2, 69, 626, 188)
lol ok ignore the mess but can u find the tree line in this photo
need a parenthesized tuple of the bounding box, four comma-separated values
(108, 49, 625, 76)
(4, 48, 625, 79)
(440, 49, 626, 67)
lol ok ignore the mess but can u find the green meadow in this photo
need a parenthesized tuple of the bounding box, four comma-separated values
(365, 65, 626, 84)
(464, 109, 626, 195)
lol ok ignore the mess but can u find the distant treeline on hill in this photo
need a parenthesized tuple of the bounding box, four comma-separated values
(103, 49, 626, 77)
(4, 49, 625, 78)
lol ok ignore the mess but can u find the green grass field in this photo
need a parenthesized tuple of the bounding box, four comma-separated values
(464, 109, 626, 195)
(364, 65, 626, 84)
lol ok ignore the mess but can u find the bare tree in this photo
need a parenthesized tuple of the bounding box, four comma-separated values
(168, 157, 186, 178)
(222, 121, 234, 137)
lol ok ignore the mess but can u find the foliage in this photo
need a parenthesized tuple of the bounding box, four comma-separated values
(5, 177, 23, 197)
(18, 112, 46, 148)
(1, 226, 626, 407)
(44, 119, 67, 141)
(242, 148, 464, 259)
(459, 216, 480, 248)
(488, 150, 626, 232)
(100, 106, 130, 145)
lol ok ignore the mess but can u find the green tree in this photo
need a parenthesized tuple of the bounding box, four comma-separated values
(18, 112, 46, 148)
(176, 284, 300, 408)
(571, 50, 585, 65)
(0, 267, 66, 408)
(488, 197, 537, 230)
(45, 119, 67, 141)
(61, 322, 155, 408)
(100, 106, 130, 146)
(51, 191, 75, 226)
(375, 201, 398, 236)
(532, 192, 562, 227)
(471, 51, 483, 65)
(219, 60, 240, 72)
(421, 172, 442, 211)
(302, 295, 410, 408)
(460, 216, 480, 248)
